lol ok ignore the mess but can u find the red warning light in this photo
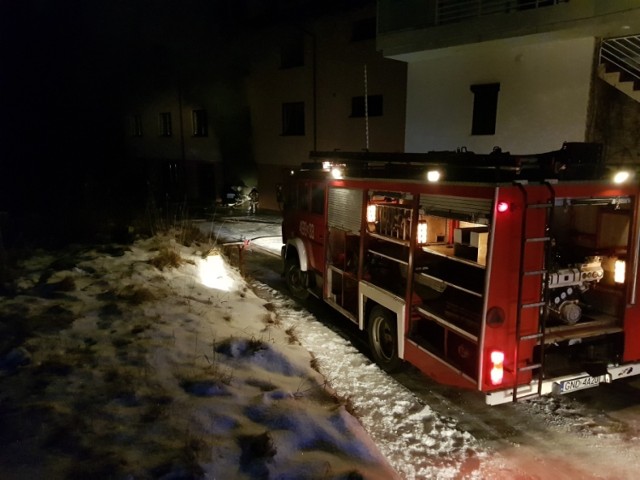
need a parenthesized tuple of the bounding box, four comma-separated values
(497, 201, 509, 213)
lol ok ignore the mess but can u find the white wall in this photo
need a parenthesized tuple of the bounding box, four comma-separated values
(404, 36, 596, 155)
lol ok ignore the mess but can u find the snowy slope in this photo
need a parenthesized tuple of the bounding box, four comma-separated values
(0, 232, 399, 479)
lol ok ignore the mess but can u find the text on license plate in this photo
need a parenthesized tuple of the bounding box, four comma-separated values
(558, 375, 602, 393)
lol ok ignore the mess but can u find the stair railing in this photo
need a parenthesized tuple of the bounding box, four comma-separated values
(435, 0, 568, 26)
(600, 35, 640, 85)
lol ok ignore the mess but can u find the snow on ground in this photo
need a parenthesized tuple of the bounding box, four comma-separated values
(203, 214, 485, 479)
(252, 283, 483, 480)
(201, 213, 640, 480)
(0, 229, 399, 479)
(4, 212, 637, 479)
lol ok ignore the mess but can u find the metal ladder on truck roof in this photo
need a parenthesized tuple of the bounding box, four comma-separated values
(513, 181, 556, 402)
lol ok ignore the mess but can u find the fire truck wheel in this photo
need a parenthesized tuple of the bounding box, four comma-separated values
(368, 306, 402, 372)
(285, 259, 309, 301)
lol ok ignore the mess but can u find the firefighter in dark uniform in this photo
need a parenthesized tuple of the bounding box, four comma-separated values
(248, 187, 259, 214)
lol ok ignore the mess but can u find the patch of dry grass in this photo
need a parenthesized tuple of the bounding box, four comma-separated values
(148, 248, 183, 270)
(118, 285, 156, 305)
(262, 312, 281, 326)
(333, 391, 358, 417)
(247, 336, 267, 354)
(176, 224, 208, 248)
(309, 353, 321, 373)
(285, 325, 299, 344)
(262, 302, 276, 312)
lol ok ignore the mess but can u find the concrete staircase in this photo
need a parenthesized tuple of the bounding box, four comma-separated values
(598, 35, 640, 103)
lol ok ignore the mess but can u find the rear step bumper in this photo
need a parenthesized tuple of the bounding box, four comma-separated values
(485, 362, 640, 406)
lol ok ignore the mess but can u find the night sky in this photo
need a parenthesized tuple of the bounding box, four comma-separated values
(0, 0, 374, 246)
(1, 0, 239, 244)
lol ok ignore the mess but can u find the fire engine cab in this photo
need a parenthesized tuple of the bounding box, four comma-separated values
(280, 143, 640, 405)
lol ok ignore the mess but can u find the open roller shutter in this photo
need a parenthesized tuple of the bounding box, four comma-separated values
(420, 194, 492, 224)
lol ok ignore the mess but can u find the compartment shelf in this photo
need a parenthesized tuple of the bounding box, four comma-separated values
(414, 306, 479, 342)
(414, 248, 486, 297)
(422, 244, 486, 269)
(415, 271, 482, 298)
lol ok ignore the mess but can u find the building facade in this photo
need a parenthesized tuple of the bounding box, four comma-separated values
(121, 3, 252, 212)
(377, 0, 640, 164)
(123, 1, 407, 212)
(245, 2, 408, 210)
(124, 82, 223, 207)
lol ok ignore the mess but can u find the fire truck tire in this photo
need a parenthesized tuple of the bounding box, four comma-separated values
(368, 306, 402, 372)
(285, 259, 309, 301)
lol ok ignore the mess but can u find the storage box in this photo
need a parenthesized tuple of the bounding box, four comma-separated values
(454, 227, 488, 246)
(453, 228, 488, 265)
(470, 230, 488, 249)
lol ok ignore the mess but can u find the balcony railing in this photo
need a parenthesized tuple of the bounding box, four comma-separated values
(436, 0, 569, 26)
(600, 35, 640, 85)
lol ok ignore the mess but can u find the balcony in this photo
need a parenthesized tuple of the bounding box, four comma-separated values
(377, 0, 640, 60)
(437, 1, 566, 27)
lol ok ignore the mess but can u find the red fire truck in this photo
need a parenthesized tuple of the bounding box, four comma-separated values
(280, 143, 640, 405)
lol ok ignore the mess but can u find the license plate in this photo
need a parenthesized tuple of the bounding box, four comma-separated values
(557, 375, 602, 394)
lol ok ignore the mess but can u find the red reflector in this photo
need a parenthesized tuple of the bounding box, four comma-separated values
(490, 350, 505, 385)
(497, 201, 509, 213)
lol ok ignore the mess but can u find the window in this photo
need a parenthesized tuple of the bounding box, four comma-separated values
(283, 183, 296, 210)
(280, 34, 304, 68)
(298, 183, 310, 211)
(351, 17, 376, 41)
(311, 183, 325, 214)
(470, 83, 500, 135)
(192, 109, 208, 137)
(351, 95, 383, 117)
(131, 115, 143, 137)
(282, 102, 305, 136)
(159, 112, 172, 137)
